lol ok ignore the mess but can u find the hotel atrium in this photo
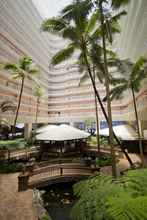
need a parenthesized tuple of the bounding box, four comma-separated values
(0, 1, 147, 220)
(0, 0, 147, 132)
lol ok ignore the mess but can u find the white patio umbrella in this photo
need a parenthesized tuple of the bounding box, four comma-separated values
(95, 124, 138, 140)
(36, 124, 90, 141)
(36, 124, 58, 134)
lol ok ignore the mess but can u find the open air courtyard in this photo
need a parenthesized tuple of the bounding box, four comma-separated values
(0, 0, 147, 220)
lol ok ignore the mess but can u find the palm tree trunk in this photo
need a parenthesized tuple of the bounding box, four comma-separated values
(12, 76, 25, 136)
(99, 1, 117, 177)
(81, 41, 134, 168)
(131, 83, 144, 167)
(93, 67, 100, 154)
(35, 98, 39, 124)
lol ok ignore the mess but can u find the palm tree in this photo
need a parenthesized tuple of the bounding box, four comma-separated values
(106, 56, 147, 167)
(3, 56, 39, 135)
(93, 67, 100, 154)
(34, 85, 44, 124)
(0, 100, 16, 113)
(0, 100, 16, 138)
(41, 0, 133, 172)
(94, 0, 131, 176)
(0, 100, 16, 160)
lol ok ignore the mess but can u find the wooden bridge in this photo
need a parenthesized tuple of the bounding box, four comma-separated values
(18, 160, 99, 190)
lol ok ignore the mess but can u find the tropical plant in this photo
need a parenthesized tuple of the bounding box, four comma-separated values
(71, 168, 147, 220)
(0, 101, 16, 139)
(0, 161, 23, 173)
(105, 56, 147, 167)
(0, 100, 16, 113)
(3, 56, 39, 134)
(34, 85, 44, 124)
(41, 0, 134, 174)
(94, 0, 132, 177)
(93, 68, 100, 154)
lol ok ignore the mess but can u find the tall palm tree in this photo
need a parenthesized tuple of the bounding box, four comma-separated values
(93, 67, 100, 154)
(34, 85, 44, 124)
(94, 0, 131, 176)
(41, 0, 133, 172)
(106, 56, 147, 167)
(3, 56, 39, 135)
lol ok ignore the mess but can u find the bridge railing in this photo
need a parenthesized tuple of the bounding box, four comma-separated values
(18, 163, 99, 191)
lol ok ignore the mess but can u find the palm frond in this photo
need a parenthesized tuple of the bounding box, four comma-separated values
(86, 10, 100, 33)
(79, 71, 89, 85)
(109, 77, 127, 86)
(103, 84, 127, 101)
(131, 56, 147, 81)
(122, 169, 147, 197)
(111, 10, 127, 22)
(41, 17, 66, 33)
(4, 63, 19, 72)
(12, 73, 22, 79)
(91, 27, 102, 40)
(28, 68, 39, 75)
(96, 70, 104, 83)
(34, 86, 44, 98)
(109, 20, 121, 34)
(51, 43, 75, 65)
(61, 0, 93, 22)
(107, 194, 147, 220)
(72, 174, 121, 220)
(19, 56, 33, 70)
(0, 118, 10, 128)
(0, 100, 16, 112)
(112, 0, 130, 9)
(62, 26, 78, 41)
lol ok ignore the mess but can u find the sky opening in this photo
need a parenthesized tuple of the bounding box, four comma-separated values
(32, 0, 72, 18)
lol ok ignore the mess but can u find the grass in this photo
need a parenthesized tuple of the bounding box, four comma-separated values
(0, 138, 26, 150)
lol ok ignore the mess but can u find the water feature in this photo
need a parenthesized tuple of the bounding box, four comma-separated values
(40, 182, 77, 220)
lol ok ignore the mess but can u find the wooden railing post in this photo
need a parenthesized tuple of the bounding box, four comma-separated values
(60, 166, 63, 175)
(18, 173, 29, 191)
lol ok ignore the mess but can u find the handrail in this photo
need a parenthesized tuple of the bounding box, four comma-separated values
(30, 163, 92, 176)
(38, 158, 85, 167)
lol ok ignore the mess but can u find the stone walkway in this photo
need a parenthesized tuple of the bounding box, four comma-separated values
(0, 173, 37, 220)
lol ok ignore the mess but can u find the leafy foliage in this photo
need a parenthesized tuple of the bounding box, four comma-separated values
(95, 156, 113, 167)
(0, 101, 16, 113)
(4, 56, 39, 80)
(107, 194, 147, 220)
(3, 56, 40, 129)
(0, 162, 23, 173)
(34, 85, 44, 99)
(0, 138, 26, 150)
(104, 56, 147, 101)
(71, 169, 147, 220)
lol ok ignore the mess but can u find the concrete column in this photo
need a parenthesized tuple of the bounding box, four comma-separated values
(70, 122, 75, 127)
(24, 123, 32, 140)
(139, 121, 147, 138)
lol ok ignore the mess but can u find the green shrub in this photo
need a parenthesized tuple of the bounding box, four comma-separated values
(95, 156, 112, 167)
(0, 162, 23, 173)
(41, 215, 52, 220)
(71, 169, 147, 220)
(0, 138, 26, 150)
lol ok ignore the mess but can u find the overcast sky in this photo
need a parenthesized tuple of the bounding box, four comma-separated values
(32, 0, 72, 18)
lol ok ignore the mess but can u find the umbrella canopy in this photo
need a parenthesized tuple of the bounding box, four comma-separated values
(36, 124, 58, 134)
(36, 124, 90, 141)
(95, 124, 138, 140)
